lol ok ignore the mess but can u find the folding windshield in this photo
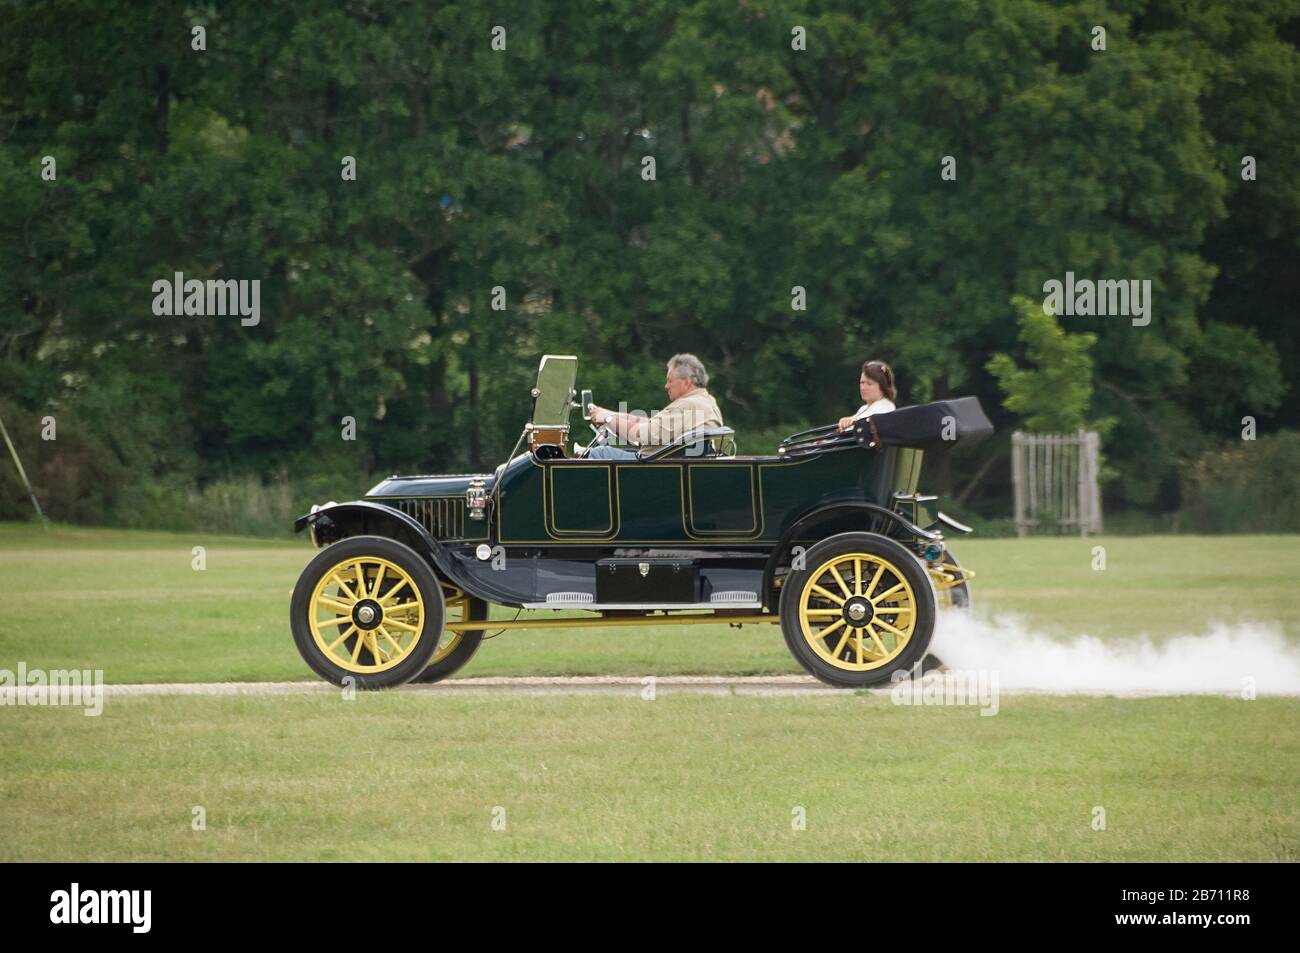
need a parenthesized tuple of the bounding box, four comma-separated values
(531, 354, 577, 426)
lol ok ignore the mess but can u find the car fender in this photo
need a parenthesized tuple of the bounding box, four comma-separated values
(294, 500, 478, 594)
(760, 502, 940, 608)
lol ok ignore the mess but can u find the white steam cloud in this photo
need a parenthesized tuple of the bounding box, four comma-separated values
(929, 612, 1300, 696)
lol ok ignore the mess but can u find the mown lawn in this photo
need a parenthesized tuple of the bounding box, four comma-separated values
(2, 523, 1298, 682)
(3, 524, 1296, 861)
(1, 692, 1295, 861)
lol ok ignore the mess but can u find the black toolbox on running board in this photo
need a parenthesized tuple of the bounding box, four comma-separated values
(595, 558, 698, 603)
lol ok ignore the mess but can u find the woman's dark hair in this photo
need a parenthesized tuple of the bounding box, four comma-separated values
(861, 360, 897, 402)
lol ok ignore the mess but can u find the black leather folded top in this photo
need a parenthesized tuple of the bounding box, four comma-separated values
(853, 396, 993, 452)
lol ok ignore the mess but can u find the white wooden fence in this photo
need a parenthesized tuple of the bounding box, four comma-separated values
(1011, 430, 1102, 536)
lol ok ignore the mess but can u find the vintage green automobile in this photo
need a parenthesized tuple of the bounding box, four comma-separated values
(290, 355, 991, 688)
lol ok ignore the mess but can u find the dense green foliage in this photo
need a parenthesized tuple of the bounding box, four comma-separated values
(1182, 430, 1300, 533)
(986, 296, 1101, 433)
(1, 0, 1296, 528)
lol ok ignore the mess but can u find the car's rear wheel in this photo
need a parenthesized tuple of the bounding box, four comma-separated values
(779, 532, 935, 688)
(290, 536, 445, 688)
(929, 546, 972, 611)
(921, 546, 972, 674)
(409, 590, 489, 683)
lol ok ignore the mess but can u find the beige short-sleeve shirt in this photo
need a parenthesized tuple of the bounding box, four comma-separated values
(633, 388, 724, 450)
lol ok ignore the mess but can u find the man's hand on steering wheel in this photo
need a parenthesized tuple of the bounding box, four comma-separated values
(575, 405, 613, 458)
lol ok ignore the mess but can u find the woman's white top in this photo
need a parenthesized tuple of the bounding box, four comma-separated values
(852, 398, 896, 420)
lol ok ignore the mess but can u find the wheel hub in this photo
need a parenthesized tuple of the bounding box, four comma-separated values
(842, 596, 874, 626)
(352, 600, 383, 630)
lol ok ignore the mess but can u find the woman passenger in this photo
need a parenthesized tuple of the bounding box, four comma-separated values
(837, 360, 897, 432)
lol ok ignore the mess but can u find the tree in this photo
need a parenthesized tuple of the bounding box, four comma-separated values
(986, 297, 1100, 433)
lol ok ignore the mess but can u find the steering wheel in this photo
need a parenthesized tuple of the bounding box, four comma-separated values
(575, 422, 614, 458)
(574, 388, 613, 458)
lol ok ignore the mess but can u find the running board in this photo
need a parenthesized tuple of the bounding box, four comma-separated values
(523, 599, 763, 610)
(525, 590, 761, 610)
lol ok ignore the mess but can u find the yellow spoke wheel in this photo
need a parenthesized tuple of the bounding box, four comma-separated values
(309, 556, 424, 674)
(779, 533, 935, 688)
(798, 553, 917, 671)
(291, 536, 445, 688)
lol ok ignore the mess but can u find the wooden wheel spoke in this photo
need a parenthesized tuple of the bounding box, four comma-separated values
(327, 624, 357, 653)
(867, 625, 889, 656)
(329, 574, 358, 603)
(871, 581, 906, 604)
(378, 627, 404, 656)
(874, 617, 909, 639)
(827, 565, 852, 599)
(379, 580, 409, 605)
(813, 617, 847, 642)
(831, 627, 852, 658)
(866, 564, 885, 600)
(382, 615, 420, 632)
(318, 597, 353, 615)
(316, 614, 352, 629)
(809, 583, 846, 606)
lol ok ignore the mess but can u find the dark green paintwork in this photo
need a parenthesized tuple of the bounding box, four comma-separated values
(367, 444, 923, 547)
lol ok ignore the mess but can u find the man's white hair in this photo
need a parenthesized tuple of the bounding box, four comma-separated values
(667, 353, 709, 387)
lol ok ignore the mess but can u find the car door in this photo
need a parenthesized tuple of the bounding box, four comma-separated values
(545, 460, 616, 538)
(684, 460, 762, 539)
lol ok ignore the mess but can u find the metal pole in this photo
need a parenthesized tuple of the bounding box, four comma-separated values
(1011, 431, 1026, 537)
(0, 412, 48, 528)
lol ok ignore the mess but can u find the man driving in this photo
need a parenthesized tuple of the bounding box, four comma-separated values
(586, 353, 724, 460)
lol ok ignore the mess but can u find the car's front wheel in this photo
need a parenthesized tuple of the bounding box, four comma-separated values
(290, 536, 445, 688)
(779, 532, 936, 688)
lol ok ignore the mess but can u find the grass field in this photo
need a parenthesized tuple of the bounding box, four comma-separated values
(3, 693, 1296, 861)
(3, 522, 1298, 682)
(2, 523, 1297, 861)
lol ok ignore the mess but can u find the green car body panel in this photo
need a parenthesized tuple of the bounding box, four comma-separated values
(364, 444, 924, 546)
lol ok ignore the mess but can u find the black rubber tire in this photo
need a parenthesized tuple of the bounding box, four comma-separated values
(779, 532, 936, 688)
(290, 535, 445, 689)
(410, 596, 489, 684)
